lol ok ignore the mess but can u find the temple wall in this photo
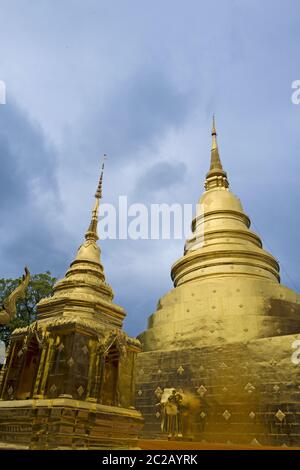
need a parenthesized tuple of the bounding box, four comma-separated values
(135, 333, 300, 446)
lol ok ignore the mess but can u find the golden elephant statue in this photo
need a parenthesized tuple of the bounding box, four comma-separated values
(0, 267, 30, 325)
(157, 387, 200, 440)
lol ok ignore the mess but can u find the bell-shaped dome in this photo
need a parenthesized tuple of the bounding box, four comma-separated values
(138, 118, 300, 352)
(199, 186, 243, 212)
(171, 122, 280, 287)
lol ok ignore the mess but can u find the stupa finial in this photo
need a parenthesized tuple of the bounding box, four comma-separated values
(205, 116, 229, 190)
(85, 155, 106, 241)
(211, 114, 217, 150)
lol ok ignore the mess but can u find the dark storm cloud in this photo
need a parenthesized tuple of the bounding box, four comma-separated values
(63, 65, 193, 178)
(0, 102, 56, 201)
(0, 101, 66, 276)
(134, 160, 187, 197)
(105, 69, 191, 153)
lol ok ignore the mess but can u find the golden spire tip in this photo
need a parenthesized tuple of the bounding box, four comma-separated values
(211, 115, 218, 149)
(212, 114, 217, 135)
(85, 154, 107, 241)
(205, 116, 229, 190)
(95, 154, 107, 200)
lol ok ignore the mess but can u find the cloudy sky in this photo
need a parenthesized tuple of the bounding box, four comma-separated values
(0, 0, 299, 337)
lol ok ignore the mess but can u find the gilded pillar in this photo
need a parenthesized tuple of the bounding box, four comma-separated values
(0, 340, 16, 399)
(97, 353, 106, 404)
(39, 336, 55, 397)
(33, 333, 50, 398)
(86, 339, 97, 401)
(130, 350, 135, 407)
(93, 349, 105, 403)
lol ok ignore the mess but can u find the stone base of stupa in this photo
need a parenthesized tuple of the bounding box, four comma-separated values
(135, 333, 300, 447)
(0, 397, 143, 449)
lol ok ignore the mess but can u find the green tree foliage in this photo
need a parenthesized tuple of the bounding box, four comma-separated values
(0, 271, 56, 346)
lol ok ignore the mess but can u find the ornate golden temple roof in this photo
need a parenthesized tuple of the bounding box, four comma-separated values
(52, 157, 114, 302)
(37, 158, 125, 328)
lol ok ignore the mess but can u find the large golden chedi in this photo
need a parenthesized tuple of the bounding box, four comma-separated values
(136, 119, 300, 446)
(0, 164, 143, 449)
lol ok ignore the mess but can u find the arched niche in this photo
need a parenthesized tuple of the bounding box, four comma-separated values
(16, 336, 40, 399)
(101, 344, 119, 406)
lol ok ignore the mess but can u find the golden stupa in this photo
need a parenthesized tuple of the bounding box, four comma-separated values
(136, 119, 300, 446)
(0, 163, 143, 449)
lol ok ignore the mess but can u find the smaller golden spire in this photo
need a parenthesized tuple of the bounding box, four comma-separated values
(205, 116, 229, 190)
(85, 156, 106, 242)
